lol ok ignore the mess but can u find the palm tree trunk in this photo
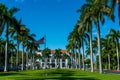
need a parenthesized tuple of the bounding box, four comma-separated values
(16, 34, 19, 71)
(82, 39, 85, 70)
(4, 25, 8, 72)
(75, 48, 77, 69)
(90, 27, 94, 72)
(116, 40, 119, 70)
(30, 54, 32, 70)
(108, 53, 111, 70)
(32, 55, 34, 70)
(11, 50, 13, 69)
(78, 47, 81, 69)
(71, 55, 73, 69)
(22, 43, 24, 70)
(26, 49, 28, 70)
(96, 24, 102, 74)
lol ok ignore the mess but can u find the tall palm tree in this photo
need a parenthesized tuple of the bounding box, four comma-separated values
(8, 40, 16, 68)
(27, 38, 38, 70)
(71, 24, 81, 69)
(79, 27, 89, 70)
(19, 26, 30, 70)
(79, 0, 113, 74)
(66, 44, 74, 68)
(107, 29, 120, 70)
(72, 29, 81, 69)
(101, 37, 112, 70)
(9, 18, 24, 71)
(10, 25, 29, 70)
(67, 32, 76, 68)
(74, 25, 82, 69)
(78, 3, 94, 72)
(92, 37, 98, 69)
(25, 33, 36, 70)
(0, 3, 19, 72)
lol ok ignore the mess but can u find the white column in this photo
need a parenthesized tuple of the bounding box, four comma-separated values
(55, 59, 57, 68)
(44, 58, 47, 69)
(49, 58, 52, 68)
(40, 59, 42, 68)
(60, 59, 62, 68)
(65, 59, 68, 68)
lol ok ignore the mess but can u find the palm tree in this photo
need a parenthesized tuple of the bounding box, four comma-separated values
(27, 38, 38, 70)
(79, 27, 89, 70)
(42, 48, 51, 68)
(0, 3, 19, 72)
(8, 40, 16, 69)
(19, 26, 30, 70)
(66, 44, 74, 68)
(78, 3, 94, 72)
(42, 48, 51, 58)
(25, 33, 36, 70)
(62, 53, 70, 68)
(92, 37, 98, 69)
(9, 18, 24, 71)
(107, 29, 120, 70)
(67, 32, 76, 68)
(79, 0, 113, 73)
(70, 26, 80, 69)
(101, 37, 111, 70)
(73, 25, 82, 69)
(54, 49, 62, 68)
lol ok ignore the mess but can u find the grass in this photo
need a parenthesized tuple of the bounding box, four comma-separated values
(0, 69, 120, 80)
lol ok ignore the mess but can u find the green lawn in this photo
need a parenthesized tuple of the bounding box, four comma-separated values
(0, 69, 120, 80)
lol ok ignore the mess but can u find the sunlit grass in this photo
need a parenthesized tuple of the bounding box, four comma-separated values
(0, 69, 120, 80)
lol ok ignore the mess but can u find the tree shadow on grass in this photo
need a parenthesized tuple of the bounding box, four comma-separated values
(46, 77, 100, 80)
(0, 72, 22, 76)
(19, 77, 99, 80)
(0, 69, 100, 80)
(44, 69, 100, 80)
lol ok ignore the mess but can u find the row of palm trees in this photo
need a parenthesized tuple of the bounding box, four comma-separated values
(66, 0, 120, 74)
(0, 3, 39, 71)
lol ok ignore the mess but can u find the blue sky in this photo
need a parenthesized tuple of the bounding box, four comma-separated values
(0, 0, 119, 50)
